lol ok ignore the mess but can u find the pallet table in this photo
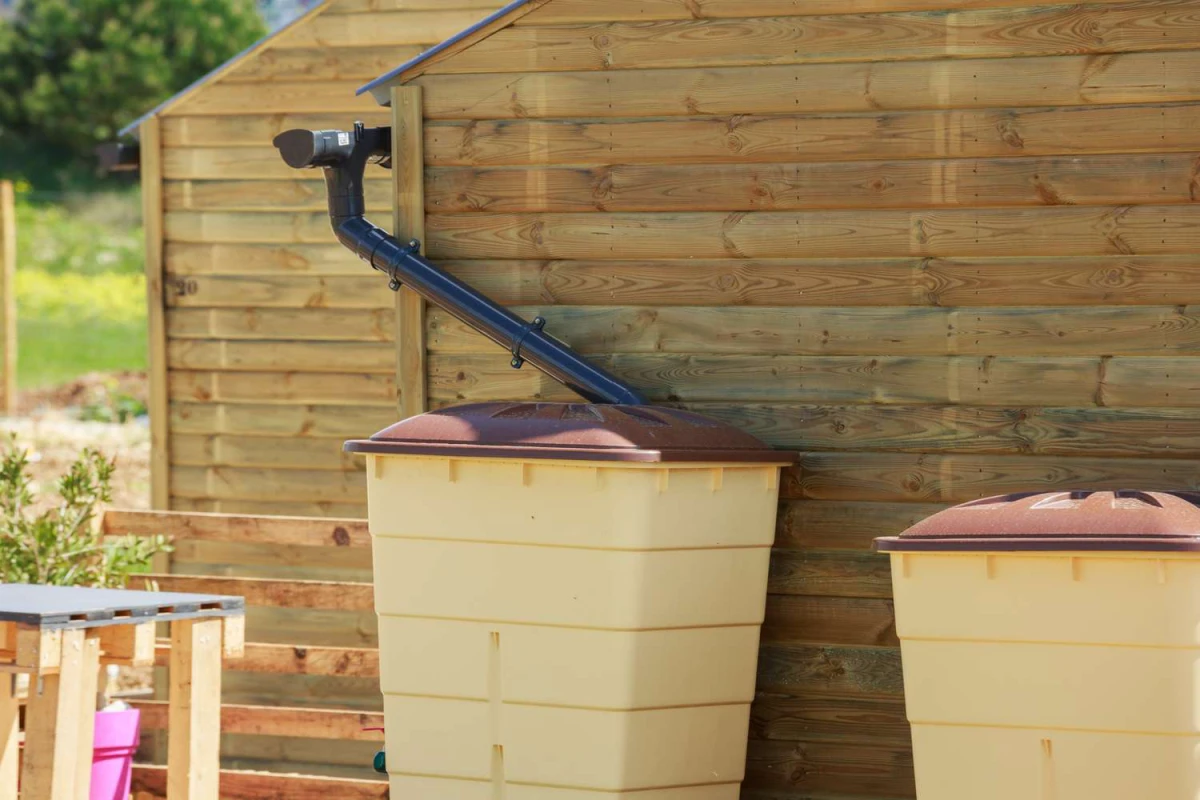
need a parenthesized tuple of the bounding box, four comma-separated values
(0, 584, 244, 800)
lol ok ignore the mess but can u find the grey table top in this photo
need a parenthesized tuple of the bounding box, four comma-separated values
(0, 584, 245, 629)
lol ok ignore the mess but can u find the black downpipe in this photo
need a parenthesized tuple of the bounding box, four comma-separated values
(273, 122, 646, 407)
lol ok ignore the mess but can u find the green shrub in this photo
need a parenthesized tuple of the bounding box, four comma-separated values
(78, 379, 148, 423)
(0, 438, 168, 587)
(0, 0, 266, 185)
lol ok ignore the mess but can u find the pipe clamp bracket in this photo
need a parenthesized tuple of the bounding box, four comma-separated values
(510, 317, 547, 369)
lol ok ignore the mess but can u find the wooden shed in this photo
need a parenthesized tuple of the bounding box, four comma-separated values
(124, 0, 504, 518)
(356, 0, 1200, 796)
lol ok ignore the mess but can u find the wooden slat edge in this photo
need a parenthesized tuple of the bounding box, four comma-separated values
(133, 700, 384, 741)
(153, 641, 380, 678)
(101, 509, 370, 548)
(130, 765, 388, 799)
(132, 574, 374, 612)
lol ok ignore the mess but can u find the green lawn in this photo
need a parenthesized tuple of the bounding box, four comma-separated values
(14, 186, 147, 388)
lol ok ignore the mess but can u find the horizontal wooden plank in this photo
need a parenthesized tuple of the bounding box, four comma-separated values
(162, 251, 1200, 308)
(428, 305, 1200, 357)
(421, 54, 1200, 121)
(169, 370, 396, 406)
(329, 0, 504, 12)
(170, 434, 363, 471)
(168, 309, 394, 342)
(743, 738, 915, 797)
(171, 402, 395, 439)
(170, 542, 371, 583)
(168, 340, 395, 372)
(103, 509, 369, 548)
(165, 211, 333, 244)
(426, 152, 1200, 212)
(424, 206, 1200, 260)
(215, 735, 379, 775)
(441, 355, 1200, 409)
(521, 0, 1139, 23)
(171, 466, 367, 504)
(242, 606, 377, 648)
(166, 243, 366, 276)
(231, 642, 376, 681)
(131, 765, 387, 799)
(699, 404, 1200, 458)
(776, 501, 949, 550)
(793, 452, 1200, 502)
(161, 114, 390, 148)
(271, 8, 488, 48)
(134, 700, 383, 741)
(157, 641, 379, 677)
(216, 675, 380, 717)
(134, 574, 374, 611)
(429, 354, 1106, 406)
(171, 496, 368, 519)
(750, 692, 911, 747)
(165, 179, 392, 211)
(172, 535, 370, 570)
(426, 1, 1200, 74)
(225, 45, 424, 82)
(769, 549, 892, 598)
(438, 255, 1200, 307)
(757, 643, 904, 696)
(164, 148, 345, 180)
(763, 595, 898, 648)
(165, 275, 391, 309)
(1103, 357, 1200, 406)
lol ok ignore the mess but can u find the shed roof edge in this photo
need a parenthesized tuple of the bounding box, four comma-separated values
(118, 1, 334, 139)
(358, 0, 544, 105)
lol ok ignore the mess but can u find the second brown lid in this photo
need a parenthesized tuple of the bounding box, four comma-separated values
(875, 491, 1200, 552)
(345, 402, 796, 464)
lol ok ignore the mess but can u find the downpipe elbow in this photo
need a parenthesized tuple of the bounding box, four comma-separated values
(274, 122, 648, 406)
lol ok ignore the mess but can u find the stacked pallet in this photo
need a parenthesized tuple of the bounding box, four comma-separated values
(106, 509, 387, 789)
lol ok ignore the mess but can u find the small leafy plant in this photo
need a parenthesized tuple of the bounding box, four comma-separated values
(0, 438, 169, 587)
(78, 378, 148, 424)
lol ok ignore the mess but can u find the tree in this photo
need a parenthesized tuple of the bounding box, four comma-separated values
(0, 0, 265, 185)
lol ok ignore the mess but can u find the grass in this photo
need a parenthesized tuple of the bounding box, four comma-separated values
(13, 185, 147, 388)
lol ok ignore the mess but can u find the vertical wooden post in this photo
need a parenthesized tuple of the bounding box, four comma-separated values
(0, 674, 18, 799)
(22, 628, 89, 800)
(140, 118, 169, 512)
(391, 85, 427, 420)
(140, 118, 175, 767)
(73, 631, 102, 797)
(0, 181, 16, 416)
(167, 619, 222, 800)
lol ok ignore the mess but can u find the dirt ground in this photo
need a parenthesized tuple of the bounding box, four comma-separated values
(7, 372, 151, 511)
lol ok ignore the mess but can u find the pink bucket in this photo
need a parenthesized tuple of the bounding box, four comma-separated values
(89, 708, 140, 800)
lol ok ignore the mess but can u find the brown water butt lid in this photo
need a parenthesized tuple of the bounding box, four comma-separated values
(875, 491, 1200, 552)
(344, 402, 796, 464)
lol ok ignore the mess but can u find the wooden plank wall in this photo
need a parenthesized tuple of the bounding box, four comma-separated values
(105, 510, 387, 785)
(155, 0, 504, 517)
(405, 0, 1200, 796)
